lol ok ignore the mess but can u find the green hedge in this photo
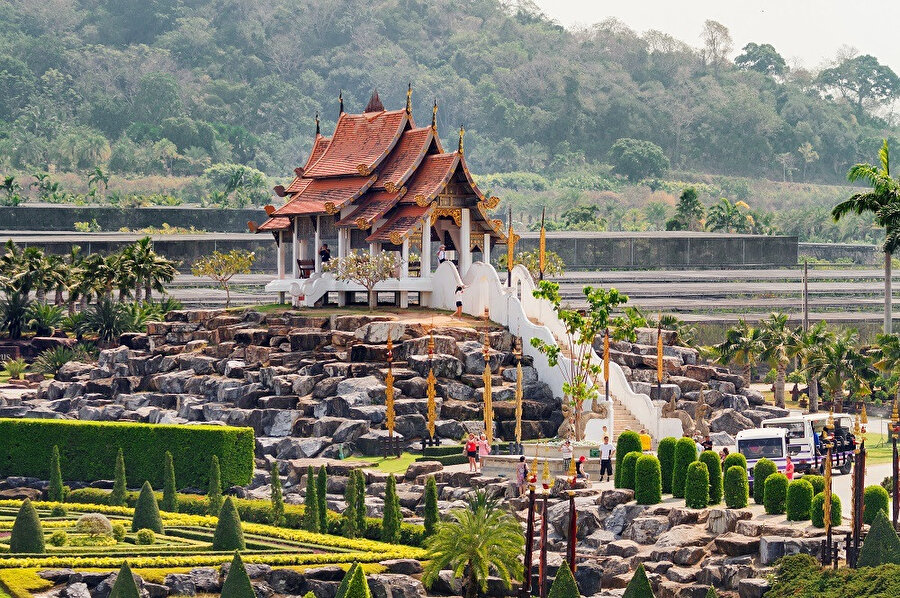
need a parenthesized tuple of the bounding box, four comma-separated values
(0, 419, 254, 488)
(657, 437, 677, 495)
(811, 492, 841, 528)
(764, 473, 788, 515)
(634, 455, 661, 505)
(722, 452, 747, 472)
(752, 459, 777, 505)
(699, 450, 722, 505)
(614, 431, 643, 488)
(620, 452, 642, 491)
(804, 475, 825, 496)
(684, 461, 710, 509)
(857, 510, 900, 567)
(724, 465, 748, 508)
(672, 437, 697, 498)
(786, 479, 814, 521)
(864, 485, 890, 525)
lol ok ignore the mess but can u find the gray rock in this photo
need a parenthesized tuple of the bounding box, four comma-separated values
(714, 533, 760, 557)
(394, 413, 427, 439)
(408, 354, 463, 379)
(603, 504, 647, 536)
(266, 569, 306, 595)
(605, 539, 639, 558)
(710, 408, 755, 435)
(366, 574, 427, 598)
(64, 583, 91, 598)
(738, 577, 771, 598)
(336, 376, 387, 402)
(379, 559, 423, 575)
(740, 388, 766, 406)
(627, 516, 671, 544)
(573, 560, 604, 597)
(434, 419, 464, 440)
(548, 496, 604, 539)
(721, 394, 750, 411)
(356, 430, 405, 455)
(332, 420, 370, 444)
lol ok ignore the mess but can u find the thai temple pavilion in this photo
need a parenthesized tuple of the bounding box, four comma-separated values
(257, 89, 507, 307)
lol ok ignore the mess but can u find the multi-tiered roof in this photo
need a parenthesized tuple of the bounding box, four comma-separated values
(258, 90, 505, 249)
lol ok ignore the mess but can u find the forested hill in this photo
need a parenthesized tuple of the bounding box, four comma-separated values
(1, 0, 899, 184)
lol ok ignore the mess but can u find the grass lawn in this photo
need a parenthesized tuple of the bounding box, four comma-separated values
(862, 431, 894, 465)
(353, 452, 419, 474)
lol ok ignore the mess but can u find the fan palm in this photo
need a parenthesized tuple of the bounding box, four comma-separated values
(832, 139, 900, 334)
(711, 319, 764, 386)
(422, 490, 524, 598)
(795, 321, 833, 413)
(812, 329, 871, 413)
(759, 313, 799, 408)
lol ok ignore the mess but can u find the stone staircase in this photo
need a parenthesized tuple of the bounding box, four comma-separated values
(611, 396, 644, 442)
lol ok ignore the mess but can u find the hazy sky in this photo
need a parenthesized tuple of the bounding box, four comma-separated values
(531, 0, 900, 73)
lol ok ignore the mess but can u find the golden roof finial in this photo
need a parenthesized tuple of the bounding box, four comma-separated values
(406, 82, 412, 116)
(458, 125, 465, 154)
(338, 90, 344, 115)
(431, 99, 438, 132)
(315, 112, 320, 136)
(860, 402, 868, 425)
(542, 459, 551, 487)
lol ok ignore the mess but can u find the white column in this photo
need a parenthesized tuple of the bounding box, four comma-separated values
(401, 239, 410, 278)
(459, 208, 471, 276)
(483, 232, 491, 264)
(291, 218, 299, 279)
(421, 219, 431, 277)
(338, 227, 347, 258)
(277, 231, 285, 279)
(314, 215, 322, 273)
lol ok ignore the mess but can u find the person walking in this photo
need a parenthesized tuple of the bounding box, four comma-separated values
(785, 455, 794, 480)
(599, 435, 614, 482)
(560, 439, 574, 472)
(478, 432, 491, 467)
(465, 433, 479, 473)
(453, 285, 465, 318)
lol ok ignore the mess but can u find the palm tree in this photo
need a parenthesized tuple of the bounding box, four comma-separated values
(87, 167, 109, 198)
(706, 198, 751, 233)
(422, 491, 524, 598)
(711, 319, 764, 386)
(873, 333, 900, 407)
(813, 329, 871, 413)
(143, 252, 179, 302)
(832, 139, 900, 334)
(795, 321, 833, 413)
(759, 312, 799, 408)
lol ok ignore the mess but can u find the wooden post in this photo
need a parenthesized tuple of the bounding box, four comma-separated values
(520, 483, 536, 598)
(539, 492, 548, 598)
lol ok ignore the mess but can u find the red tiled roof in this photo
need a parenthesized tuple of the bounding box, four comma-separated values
(367, 204, 430, 243)
(273, 176, 376, 216)
(373, 127, 432, 190)
(335, 190, 402, 229)
(283, 136, 331, 193)
(401, 153, 460, 204)
(303, 110, 407, 178)
(285, 176, 312, 194)
(256, 216, 292, 232)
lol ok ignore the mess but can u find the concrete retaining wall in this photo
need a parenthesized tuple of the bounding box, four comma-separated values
(798, 242, 879, 266)
(0, 205, 265, 233)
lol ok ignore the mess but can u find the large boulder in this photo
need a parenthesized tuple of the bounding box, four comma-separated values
(356, 430, 405, 456)
(336, 376, 387, 403)
(547, 497, 604, 539)
(366, 574, 427, 598)
(710, 408, 755, 435)
(408, 354, 463, 379)
(332, 420, 370, 444)
(354, 322, 408, 344)
(626, 516, 671, 544)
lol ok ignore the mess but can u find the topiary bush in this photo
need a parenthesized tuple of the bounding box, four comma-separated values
(423, 476, 439, 537)
(334, 563, 360, 598)
(109, 448, 127, 507)
(212, 496, 246, 551)
(804, 474, 825, 496)
(786, 479, 814, 521)
(620, 451, 642, 491)
(132, 481, 163, 533)
(221, 552, 255, 598)
(722, 452, 747, 472)
(864, 484, 890, 525)
(342, 563, 371, 598)
(48, 445, 65, 503)
(354, 469, 366, 534)
(135, 528, 155, 545)
(684, 461, 710, 509)
(50, 505, 66, 517)
(657, 437, 677, 494)
(623, 563, 653, 598)
(547, 561, 579, 598)
(615, 430, 643, 488)
(634, 455, 662, 505)
(699, 450, 722, 505)
(49, 530, 67, 547)
(672, 437, 698, 498)
(764, 473, 788, 515)
(112, 523, 126, 541)
(752, 458, 777, 505)
(76, 513, 113, 537)
(270, 462, 285, 527)
(381, 474, 401, 544)
(810, 492, 842, 528)
(724, 465, 749, 508)
(856, 510, 900, 567)
(109, 562, 140, 598)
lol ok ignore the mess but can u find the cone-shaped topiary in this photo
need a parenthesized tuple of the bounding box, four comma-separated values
(221, 551, 255, 598)
(48, 445, 64, 503)
(343, 470, 359, 538)
(699, 450, 722, 505)
(864, 484, 890, 525)
(212, 496, 245, 551)
(424, 475, 439, 537)
(108, 561, 139, 598)
(684, 461, 710, 509)
(635, 455, 662, 505)
(705, 587, 717, 598)
(657, 437, 677, 494)
(334, 563, 360, 598)
(811, 492, 842, 528)
(131, 481, 163, 533)
(857, 509, 900, 567)
(381, 473, 401, 543)
(317, 465, 328, 533)
(208, 455, 223, 516)
(623, 563, 654, 598)
(354, 470, 366, 533)
(9, 498, 45, 554)
(303, 465, 320, 533)
(764, 473, 788, 515)
(162, 451, 177, 513)
(722, 452, 747, 472)
(724, 465, 749, 508)
(615, 431, 643, 488)
(109, 447, 127, 507)
(548, 561, 579, 598)
(786, 479, 814, 521)
(342, 564, 371, 598)
(620, 451, 642, 491)
(672, 437, 698, 498)
(752, 458, 777, 505)
(270, 462, 285, 527)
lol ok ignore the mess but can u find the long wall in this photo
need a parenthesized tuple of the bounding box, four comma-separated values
(0, 205, 264, 233)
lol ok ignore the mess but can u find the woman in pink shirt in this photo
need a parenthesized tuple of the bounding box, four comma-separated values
(785, 455, 794, 480)
(478, 432, 491, 466)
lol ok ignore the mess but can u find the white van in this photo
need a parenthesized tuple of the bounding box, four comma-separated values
(761, 414, 855, 476)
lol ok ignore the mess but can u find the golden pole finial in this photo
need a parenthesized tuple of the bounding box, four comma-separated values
(406, 82, 412, 115)
(568, 451, 577, 488)
(854, 413, 861, 436)
(458, 125, 465, 154)
(860, 402, 868, 425)
(827, 407, 835, 431)
(431, 99, 438, 132)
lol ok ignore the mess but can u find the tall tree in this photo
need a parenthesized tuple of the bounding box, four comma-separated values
(759, 313, 799, 409)
(735, 42, 786, 75)
(818, 55, 900, 117)
(712, 319, 764, 386)
(700, 20, 733, 74)
(796, 321, 834, 413)
(832, 140, 900, 334)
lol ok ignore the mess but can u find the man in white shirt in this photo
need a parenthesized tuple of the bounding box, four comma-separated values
(599, 435, 615, 482)
(437, 244, 446, 263)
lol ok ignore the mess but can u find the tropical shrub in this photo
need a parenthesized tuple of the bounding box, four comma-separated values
(0, 292, 30, 339)
(764, 473, 788, 515)
(672, 437, 698, 498)
(657, 437, 677, 494)
(212, 497, 245, 551)
(112, 523, 127, 541)
(724, 465, 749, 508)
(634, 455, 662, 505)
(864, 485, 890, 525)
(26, 303, 64, 336)
(131, 481, 163, 533)
(699, 450, 722, 504)
(76, 513, 113, 537)
(684, 462, 710, 509)
(135, 528, 155, 545)
(615, 430, 643, 488)
(786, 479, 814, 521)
(804, 474, 825, 496)
(810, 492, 842, 528)
(1, 356, 27, 379)
(0, 419, 254, 489)
(10, 499, 45, 553)
(722, 452, 747, 472)
(620, 451, 642, 491)
(752, 459, 777, 504)
(33, 346, 83, 375)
